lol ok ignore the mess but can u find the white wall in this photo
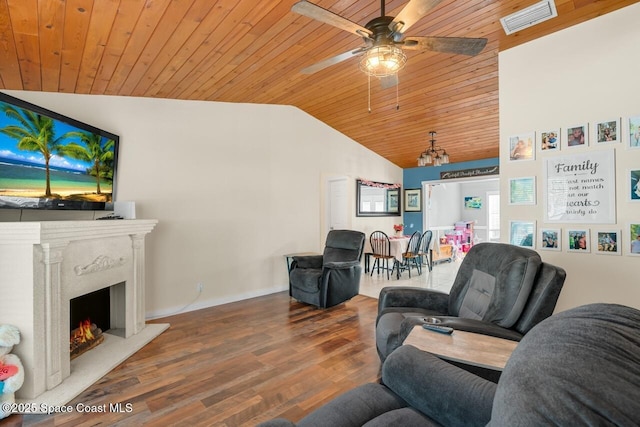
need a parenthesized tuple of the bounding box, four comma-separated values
(426, 182, 461, 228)
(1, 91, 401, 318)
(499, 3, 640, 311)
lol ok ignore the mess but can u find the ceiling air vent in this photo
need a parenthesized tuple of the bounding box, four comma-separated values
(500, 0, 558, 35)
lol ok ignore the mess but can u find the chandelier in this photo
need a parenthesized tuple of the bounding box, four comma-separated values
(417, 131, 450, 167)
(359, 45, 407, 77)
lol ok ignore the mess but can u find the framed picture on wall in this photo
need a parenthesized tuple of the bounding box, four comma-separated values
(593, 230, 620, 255)
(464, 196, 482, 209)
(544, 150, 616, 223)
(564, 124, 588, 149)
(404, 188, 422, 212)
(387, 189, 400, 213)
(567, 229, 590, 252)
(509, 177, 536, 205)
(629, 223, 640, 256)
(595, 118, 619, 144)
(540, 228, 561, 251)
(539, 129, 560, 151)
(510, 220, 535, 249)
(630, 169, 640, 202)
(508, 132, 535, 161)
(628, 115, 640, 149)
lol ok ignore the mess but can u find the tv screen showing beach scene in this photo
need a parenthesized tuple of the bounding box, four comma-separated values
(0, 93, 118, 210)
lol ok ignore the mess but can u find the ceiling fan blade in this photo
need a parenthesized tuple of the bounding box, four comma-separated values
(292, 1, 373, 38)
(389, 0, 444, 37)
(402, 36, 488, 56)
(300, 47, 368, 74)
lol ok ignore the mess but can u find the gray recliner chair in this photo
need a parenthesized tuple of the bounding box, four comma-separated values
(258, 303, 640, 426)
(289, 230, 365, 309)
(376, 242, 566, 362)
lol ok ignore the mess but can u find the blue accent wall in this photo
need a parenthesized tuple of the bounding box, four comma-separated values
(402, 158, 499, 235)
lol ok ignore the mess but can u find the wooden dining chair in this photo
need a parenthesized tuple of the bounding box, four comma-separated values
(369, 231, 397, 280)
(397, 231, 423, 278)
(418, 230, 434, 272)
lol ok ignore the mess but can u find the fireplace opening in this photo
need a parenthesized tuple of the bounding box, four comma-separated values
(70, 287, 111, 360)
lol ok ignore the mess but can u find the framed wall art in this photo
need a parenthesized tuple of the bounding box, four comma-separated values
(567, 229, 590, 252)
(593, 230, 620, 255)
(540, 228, 561, 251)
(630, 169, 640, 202)
(404, 188, 422, 212)
(510, 220, 535, 249)
(629, 223, 640, 256)
(509, 177, 536, 205)
(539, 129, 560, 151)
(628, 115, 640, 149)
(464, 196, 482, 209)
(594, 118, 619, 144)
(564, 124, 588, 149)
(508, 132, 535, 161)
(387, 189, 400, 213)
(544, 150, 616, 223)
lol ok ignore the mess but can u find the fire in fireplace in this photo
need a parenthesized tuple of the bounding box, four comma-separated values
(70, 319, 104, 360)
(69, 287, 111, 360)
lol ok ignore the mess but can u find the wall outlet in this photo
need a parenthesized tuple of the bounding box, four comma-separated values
(196, 283, 203, 292)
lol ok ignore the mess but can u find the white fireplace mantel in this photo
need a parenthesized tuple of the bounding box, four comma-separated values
(0, 219, 162, 402)
(0, 220, 158, 244)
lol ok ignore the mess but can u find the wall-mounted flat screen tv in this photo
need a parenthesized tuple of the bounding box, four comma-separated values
(0, 92, 118, 210)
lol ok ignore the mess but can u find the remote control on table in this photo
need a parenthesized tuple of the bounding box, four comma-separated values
(422, 323, 454, 335)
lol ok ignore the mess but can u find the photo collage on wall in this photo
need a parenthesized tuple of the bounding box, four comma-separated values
(508, 115, 640, 255)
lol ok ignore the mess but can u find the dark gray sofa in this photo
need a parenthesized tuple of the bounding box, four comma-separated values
(258, 303, 640, 426)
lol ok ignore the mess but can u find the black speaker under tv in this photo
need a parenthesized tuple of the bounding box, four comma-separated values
(0, 92, 119, 210)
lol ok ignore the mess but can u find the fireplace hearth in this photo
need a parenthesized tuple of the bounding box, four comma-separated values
(0, 219, 169, 406)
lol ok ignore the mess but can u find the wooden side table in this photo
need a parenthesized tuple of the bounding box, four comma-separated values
(404, 325, 518, 371)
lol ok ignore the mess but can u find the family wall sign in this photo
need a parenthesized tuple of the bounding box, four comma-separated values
(544, 149, 616, 223)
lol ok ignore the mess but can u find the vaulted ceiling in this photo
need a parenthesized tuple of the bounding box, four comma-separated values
(0, 0, 636, 168)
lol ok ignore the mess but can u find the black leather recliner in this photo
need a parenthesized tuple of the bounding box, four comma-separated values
(376, 242, 566, 361)
(289, 230, 365, 308)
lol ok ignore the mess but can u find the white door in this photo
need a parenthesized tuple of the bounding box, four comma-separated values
(327, 177, 349, 232)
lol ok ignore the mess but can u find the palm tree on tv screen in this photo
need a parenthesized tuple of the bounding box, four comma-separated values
(0, 105, 65, 197)
(61, 131, 114, 195)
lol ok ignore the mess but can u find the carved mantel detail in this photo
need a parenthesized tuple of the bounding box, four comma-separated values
(74, 255, 126, 276)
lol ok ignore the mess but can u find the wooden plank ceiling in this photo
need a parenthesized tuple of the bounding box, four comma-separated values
(0, 0, 636, 168)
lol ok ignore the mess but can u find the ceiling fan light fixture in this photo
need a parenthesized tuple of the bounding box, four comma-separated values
(359, 45, 407, 77)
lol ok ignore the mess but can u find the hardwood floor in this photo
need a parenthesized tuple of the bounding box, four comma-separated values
(22, 292, 381, 427)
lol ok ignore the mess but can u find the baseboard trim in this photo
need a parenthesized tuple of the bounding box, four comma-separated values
(145, 285, 289, 320)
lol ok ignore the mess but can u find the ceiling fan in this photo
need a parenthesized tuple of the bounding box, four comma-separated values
(291, 0, 488, 80)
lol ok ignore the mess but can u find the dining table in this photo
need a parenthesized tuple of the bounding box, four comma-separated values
(364, 235, 411, 273)
(387, 235, 411, 262)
